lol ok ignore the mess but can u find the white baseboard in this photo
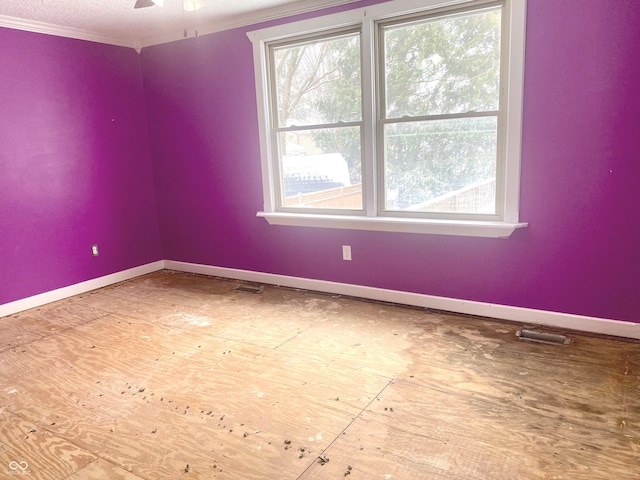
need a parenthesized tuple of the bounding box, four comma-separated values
(165, 260, 640, 340)
(2, 259, 638, 340)
(0, 261, 165, 318)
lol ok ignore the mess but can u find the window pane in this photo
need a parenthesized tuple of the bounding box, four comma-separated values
(273, 32, 361, 127)
(278, 127, 362, 209)
(383, 7, 501, 118)
(384, 117, 497, 213)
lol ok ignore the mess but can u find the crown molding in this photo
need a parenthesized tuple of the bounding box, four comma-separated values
(0, 14, 137, 49)
(138, 0, 361, 48)
(0, 0, 361, 51)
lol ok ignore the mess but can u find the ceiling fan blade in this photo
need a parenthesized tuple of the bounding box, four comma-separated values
(134, 0, 156, 8)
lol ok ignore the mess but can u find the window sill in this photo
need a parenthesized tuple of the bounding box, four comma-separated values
(257, 212, 527, 238)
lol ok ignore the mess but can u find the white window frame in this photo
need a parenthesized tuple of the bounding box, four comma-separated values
(248, 0, 527, 238)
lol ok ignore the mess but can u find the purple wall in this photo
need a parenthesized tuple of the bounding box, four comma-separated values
(0, 29, 162, 304)
(142, 0, 640, 324)
(3, 0, 638, 325)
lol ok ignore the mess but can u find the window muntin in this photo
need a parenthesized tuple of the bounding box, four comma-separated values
(379, 5, 503, 216)
(269, 30, 363, 211)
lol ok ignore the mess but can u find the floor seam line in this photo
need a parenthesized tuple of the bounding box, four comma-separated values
(0, 312, 113, 353)
(295, 377, 396, 480)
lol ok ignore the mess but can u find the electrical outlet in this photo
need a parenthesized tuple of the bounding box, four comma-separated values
(342, 245, 352, 261)
(91, 244, 99, 256)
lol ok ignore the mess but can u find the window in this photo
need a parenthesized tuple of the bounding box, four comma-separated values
(248, 0, 527, 237)
(270, 29, 363, 211)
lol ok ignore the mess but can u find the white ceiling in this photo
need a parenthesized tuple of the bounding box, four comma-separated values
(0, 0, 358, 49)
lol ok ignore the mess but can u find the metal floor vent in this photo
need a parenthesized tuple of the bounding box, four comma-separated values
(516, 329, 570, 345)
(233, 284, 265, 294)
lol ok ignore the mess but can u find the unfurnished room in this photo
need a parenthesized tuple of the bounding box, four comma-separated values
(0, 0, 639, 478)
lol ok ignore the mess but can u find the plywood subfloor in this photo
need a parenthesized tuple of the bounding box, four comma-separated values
(0, 271, 638, 479)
